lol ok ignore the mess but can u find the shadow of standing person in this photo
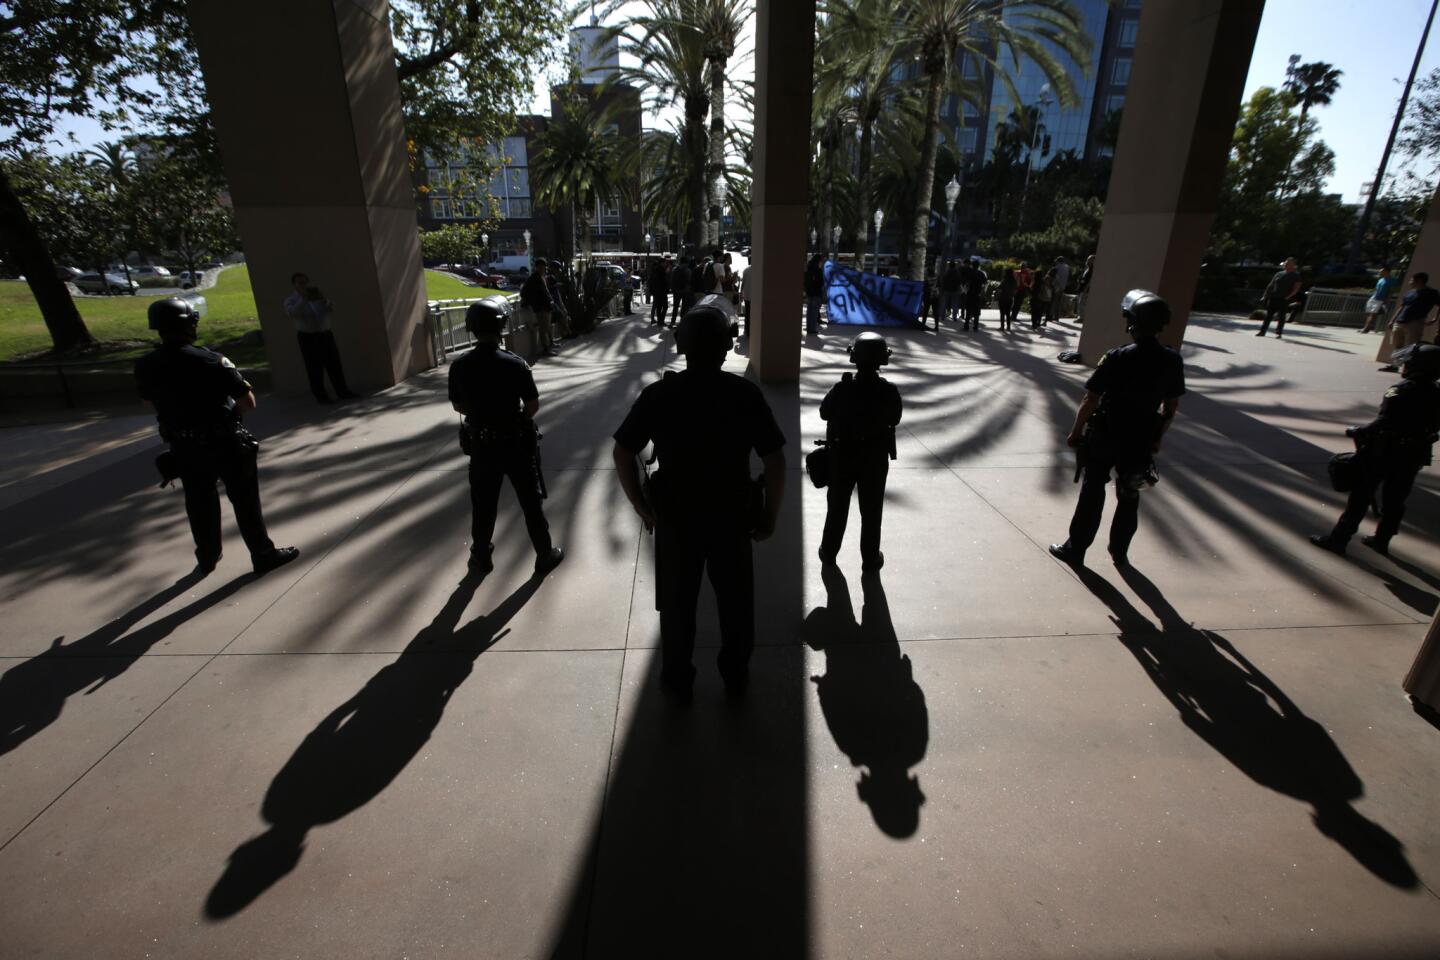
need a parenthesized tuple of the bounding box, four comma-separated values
(1, 570, 253, 757)
(1073, 563, 1418, 889)
(804, 564, 928, 838)
(204, 571, 544, 920)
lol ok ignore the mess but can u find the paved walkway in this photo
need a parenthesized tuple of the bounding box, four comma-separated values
(2, 309, 1438, 959)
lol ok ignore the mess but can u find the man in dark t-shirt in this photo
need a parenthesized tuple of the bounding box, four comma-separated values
(1049, 290, 1185, 567)
(1380, 271, 1440, 371)
(613, 295, 787, 699)
(1256, 257, 1302, 338)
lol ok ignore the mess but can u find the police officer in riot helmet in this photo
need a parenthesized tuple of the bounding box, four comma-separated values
(135, 297, 299, 576)
(449, 299, 564, 576)
(818, 332, 902, 571)
(1311, 342, 1440, 556)
(612, 295, 787, 701)
(1049, 289, 1185, 566)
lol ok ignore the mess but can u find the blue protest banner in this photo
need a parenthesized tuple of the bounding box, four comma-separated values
(823, 261, 925, 328)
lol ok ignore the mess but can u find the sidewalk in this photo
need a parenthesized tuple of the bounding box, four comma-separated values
(1, 310, 1437, 958)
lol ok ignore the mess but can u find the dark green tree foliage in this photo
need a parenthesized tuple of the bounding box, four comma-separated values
(980, 194, 1102, 265)
(131, 155, 237, 281)
(1398, 67, 1440, 182)
(531, 86, 628, 258)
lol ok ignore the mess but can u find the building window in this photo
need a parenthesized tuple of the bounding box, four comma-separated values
(432, 198, 452, 220)
(1117, 18, 1139, 47)
(962, 100, 979, 120)
(1106, 95, 1126, 115)
(959, 126, 978, 155)
(510, 198, 532, 219)
(1111, 56, 1132, 86)
(1124, 0, 1141, 8)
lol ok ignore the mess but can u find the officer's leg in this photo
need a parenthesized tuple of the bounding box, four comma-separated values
(468, 456, 505, 556)
(708, 530, 756, 682)
(1108, 487, 1141, 559)
(857, 454, 889, 565)
(1329, 471, 1380, 545)
(1064, 457, 1112, 557)
(321, 331, 353, 396)
(296, 333, 329, 401)
(217, 447, 277, 560)
(1373, 465, 1419, 544)
(180, 455, 224, 567)
(656, 522, 705, 688)
(819, 458, 858, 562)
(505, 450, 553, 557)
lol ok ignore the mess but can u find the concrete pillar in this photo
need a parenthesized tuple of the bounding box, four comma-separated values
(1078, 0, 1265, 361)
(187, 0, 432, 394)
(1404, 606, 1440, 709)
(1376, 182, 1440, 362)
(749, 0, 815, 383)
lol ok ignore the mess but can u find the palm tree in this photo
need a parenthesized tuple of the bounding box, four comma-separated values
(689, 0, 751, 248)
(896, 0, 1090, 280)
(531, 92, 628, 258)
(85, 140, 137, 185)
(1284, 57, 1343, 130)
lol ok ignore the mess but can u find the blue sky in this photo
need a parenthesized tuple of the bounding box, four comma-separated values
(43, 1, 1440, 205)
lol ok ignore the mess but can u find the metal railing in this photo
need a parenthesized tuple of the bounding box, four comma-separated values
(428, 293, 528, 361)
(1300, 288, 1372, 327)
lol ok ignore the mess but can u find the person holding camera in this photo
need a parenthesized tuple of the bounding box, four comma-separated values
(136, 297, 299, 577)
(283, 271, 356, 404)
(1311, 343, 1440, 557)
(448, 300, 564, 577)
(818, 332, 902, 572)
(1048, 290, 1184, 568)
(612, 295, 787, 701)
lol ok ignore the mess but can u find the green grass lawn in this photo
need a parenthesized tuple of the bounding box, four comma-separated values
(0, 267, 502, 367)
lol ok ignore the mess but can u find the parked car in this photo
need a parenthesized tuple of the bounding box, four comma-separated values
(55, 265, 84, 282)
(74, 272, 140, 295)
(177, 271, 201, 289)
(129, 265, 173, 279)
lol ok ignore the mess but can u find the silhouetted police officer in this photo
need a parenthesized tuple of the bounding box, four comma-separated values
(612, 295, 787, 700)
(1311, 342, 1440, 556)
(449, 299, 564, 576)
(136, 297, 298, 576)
(819, 332, 902, 571)
(1049, 289, 1184, 566)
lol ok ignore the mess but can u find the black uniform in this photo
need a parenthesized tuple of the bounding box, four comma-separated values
(1328, 377, 1440, 547)
(614, 369, 786, 686)
(964, 265, 987, 328)
(1067, 338, 1185, 558)
(649, 262, 670, 326)
(819, 372, 902, 565)
(670, 263, 691, 324)
(448, 344, 553, 561)
(135, 343, 277, 568)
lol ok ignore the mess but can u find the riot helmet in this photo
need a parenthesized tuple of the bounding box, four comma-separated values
(675, 295, 739, 358)
(465, 298, 508, 338)
(1393, 342, 1440, 380)
(1121, 289, 1171, 337)
(848, 331, 892, 369)
(148, 296, 200, 340)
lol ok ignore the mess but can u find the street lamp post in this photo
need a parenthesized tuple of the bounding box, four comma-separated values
(872, 209, 884, 274)
(523, 228, 532, 272)
(1020, 83, 1052, 226)
(831, 225, 841, 260)
(810, 227, 817, 252)
(944, 175, 961, 260)
(481, 232, 488, 267)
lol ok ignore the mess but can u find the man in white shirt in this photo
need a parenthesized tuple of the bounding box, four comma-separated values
(283, 271, 356, 403)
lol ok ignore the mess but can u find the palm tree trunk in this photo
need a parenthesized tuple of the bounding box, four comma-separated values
(854, 114, 876, 261)
(821, 141, 835, 257)
(0, 163, 94, 351)
(707, 57, 727, 249)
(906, 68, 945, 281)
(684, 94, 709, 249)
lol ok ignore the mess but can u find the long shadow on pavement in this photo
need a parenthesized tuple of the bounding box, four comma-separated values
(803, 564, 929, 838)
(203, 570, 543, 920)
(1073, 562, 1419, 889)
(0, 570, 255, 761)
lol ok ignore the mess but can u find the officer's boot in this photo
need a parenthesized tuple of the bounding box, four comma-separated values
(1360, 534, 1391, 555)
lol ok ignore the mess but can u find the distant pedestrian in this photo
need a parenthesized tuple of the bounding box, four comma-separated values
(1256, 257, 1302, 338)
(649, 257, 671, 327)
(964, 257, 987, 330)
(1360, 266, 1399, 334)
(1380, 271, 1440, 371)
(941, 260, 962, 325)
(1016, 262, 1034, 322)
(1030, 269, 1053, 330)
(1049, 256, 1071, 324)
(1075, 254, 1095, 321)
(671, 256, 692, 322)
(997, 268, 1018, 331)
(520, 258, 557, 355)
(283, 272, 357, 404)
(740, 262, 754, 337)
(805, 255, 825, 336)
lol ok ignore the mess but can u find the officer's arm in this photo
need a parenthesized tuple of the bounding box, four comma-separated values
(1066, 392, 1101, 448)
(525, 397, 540, 418)
(235, 391, 257, 416)
(611, 441, 655, 532)
(755, 449, 786, 542)
(1153, 398, 1180, 451)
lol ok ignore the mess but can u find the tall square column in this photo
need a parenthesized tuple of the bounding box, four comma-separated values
(749, 0, 815, 383)
(1376, 182, 1440, 362)
(187, 0, 432, 393)
(1079, 0, 1265, 360)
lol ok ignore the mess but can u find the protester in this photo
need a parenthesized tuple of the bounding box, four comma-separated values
(997, 267, 1018, 332)
(283, 272, 357, 404)
(1360, 266, 1399, 334)
(1256, 257, 1302, 338)
(805, 255, 825, 336)
(1380, 271, 1440, 371)
(1075, 254, 1095, 321)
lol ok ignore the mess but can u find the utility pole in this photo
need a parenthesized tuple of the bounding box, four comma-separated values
(1347, 0, 1438, 271)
